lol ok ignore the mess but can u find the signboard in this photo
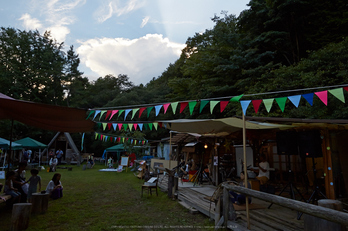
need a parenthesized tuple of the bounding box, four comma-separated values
(120, 156, 129, 167)
(0, 171, 5, 179)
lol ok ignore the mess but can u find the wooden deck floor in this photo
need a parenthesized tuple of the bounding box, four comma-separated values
(158, 175, 305, 231)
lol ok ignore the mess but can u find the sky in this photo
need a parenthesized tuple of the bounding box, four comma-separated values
(1, 0, 250, 85)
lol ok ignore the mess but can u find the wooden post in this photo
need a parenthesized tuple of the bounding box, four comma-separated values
(215, 195, 222, 226)
(322, 129, 335, 199)
(242, 113, 250, 229)
(223, 186, 229, 227)
(11, 203, 32, 231)
(31, 193, 50, 214)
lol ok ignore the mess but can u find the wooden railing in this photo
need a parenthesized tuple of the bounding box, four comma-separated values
(219, 183, 348, 229)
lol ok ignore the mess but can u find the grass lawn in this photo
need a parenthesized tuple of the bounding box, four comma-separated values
(0, 163, 214, 231)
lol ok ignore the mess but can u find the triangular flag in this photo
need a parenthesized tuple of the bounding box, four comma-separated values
(122, 137, 125, 143)
(171, 102, 179, 114)
(230, 94, 244, 102)
(199, 100, 209, 113)
(93, 110, 101, 120)
(124, 109, 131, 120)
(302, 93, 314, 106)
(344, 86, 348, 92)
(112, 123, 117, 131)
(155, 105, 163, 116)
(117, 123, 123, 130)
(134, 140, 137, 145)
(263, 98, 274, 112)
(95, 133, 98, 139)
(139, 107, 146, 118)
(96, 123, 101, 129)
(240, 100, 251, 115)
(109, 110, 118, 120)
(102, 123, 107, 130)
(210, 101, 219, 114)
(188, 101, 197, 115)
(86, 110, 95, 119)
(252, 100, 262, 114)
(180, 102, 188, 113)
(147, 107, 153, 118)
(123, 124, 128, 131)
(138, 123, 143, 131)
(107, 123, 112, 130)
(329, 88, 345, 103)
(105, 110, 112, 120)
(99, 110, 107, 120)
(153, 122, 158, 130)
(134, 123, 138, 131)
(288, 95, 301, 107)
(131, 108, 139, 120)
(220, 101, 229, 113)
(163, 103, 170, 114)
(148, 123, 153, 130)
(158, 122, 163, 128)
(128, 123, 133, 131)
(315, 91, 328, 105)
(275, 97, 287, 112)
(118, 110, 125, 117)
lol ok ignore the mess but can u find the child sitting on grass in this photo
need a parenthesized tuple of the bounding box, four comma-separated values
(26, 169, 41, 202)
(4, 171, 21, 203)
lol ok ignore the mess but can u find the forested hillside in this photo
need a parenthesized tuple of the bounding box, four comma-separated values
(1, 0, 347, 154)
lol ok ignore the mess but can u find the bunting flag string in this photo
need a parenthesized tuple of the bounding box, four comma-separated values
(94, 132, 148, 145)
(95, 121, 168, 132)
(87, 87, 348, 119)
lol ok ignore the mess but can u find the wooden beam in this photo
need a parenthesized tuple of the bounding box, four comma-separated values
(223, 183, 348, 226)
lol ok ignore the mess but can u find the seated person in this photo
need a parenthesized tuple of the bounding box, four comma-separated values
(229, 172, 252, 205)
(254, 154, 270, 185)
(46, 173, 63, 199)
(4, 171, 21, 204)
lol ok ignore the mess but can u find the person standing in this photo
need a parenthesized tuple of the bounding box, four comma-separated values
(26, 169, 41, 202)
(56, 149, 63, 165)
(49, 155, 58, 172)
(13, 162, 28, 202)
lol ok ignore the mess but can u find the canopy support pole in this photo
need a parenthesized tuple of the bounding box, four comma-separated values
(242, 113, 250, 229)
(7, 119, 14, 172)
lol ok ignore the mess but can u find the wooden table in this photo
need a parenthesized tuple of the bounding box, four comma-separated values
(31, 192, 50, 214)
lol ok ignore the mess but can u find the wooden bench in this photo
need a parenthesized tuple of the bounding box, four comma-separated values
(0, 194, 12, 204)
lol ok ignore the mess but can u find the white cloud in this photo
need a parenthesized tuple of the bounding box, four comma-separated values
(140, 16, 150, 28)
(47, 25, 70, 42)
(19, 14, 43, 30)
(76, 34, 185, 85)
(94, 0, 145, 23)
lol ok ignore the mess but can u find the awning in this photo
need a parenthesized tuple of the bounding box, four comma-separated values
(0, 137, 23, 150)
(15, 137, 47, 149)
(159, 117, 294, 137)
(0, 93, 95, 132)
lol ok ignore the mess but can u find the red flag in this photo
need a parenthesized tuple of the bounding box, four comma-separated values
(107, 123, 112, 130)
(180, 102, 188, 113)
(252, 100, 262, 114)
(139, 107, 146, 118)
(220, 101, 229, 112)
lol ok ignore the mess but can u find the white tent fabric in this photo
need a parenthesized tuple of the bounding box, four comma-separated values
(159, 117, 294, 136)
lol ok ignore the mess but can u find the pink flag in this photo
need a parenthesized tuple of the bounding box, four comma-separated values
(315, 91, 328, 105)
(109, 110, 119, 120)
(163, 103, 170, 114)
